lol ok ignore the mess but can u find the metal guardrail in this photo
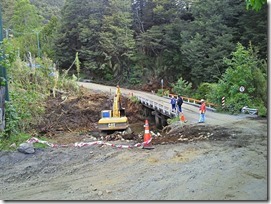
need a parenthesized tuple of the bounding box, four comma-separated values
(136, 96, 178, 118)
(241, 106, 258, 115)
(168, 94, 217, 110)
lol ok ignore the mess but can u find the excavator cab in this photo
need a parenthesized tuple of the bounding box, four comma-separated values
(98, 85, 129, 131)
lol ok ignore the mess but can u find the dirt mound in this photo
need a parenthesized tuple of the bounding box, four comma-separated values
(33, 87, 145, 142)
(151, 123, 241, 145)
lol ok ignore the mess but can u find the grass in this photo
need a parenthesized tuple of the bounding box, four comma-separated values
(0, 133, 49, 150)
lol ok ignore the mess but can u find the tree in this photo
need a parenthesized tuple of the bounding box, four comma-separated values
(237, 3, 267, 59)
(134, 0, 184, 82)
(209, 43, 267, 115)
(40, 16, 59, 59)
(172, 77, 192, 97)
(11, 0, 43, 34)
(54, 0, 106, 76)
(99, 0, 136, 82)
(180, 0, 236, 87)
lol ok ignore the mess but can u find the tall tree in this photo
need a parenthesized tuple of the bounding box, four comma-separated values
(9, 0, 43, 58)
(134, 0, 185, 82)
(54, 0, 106, 72)
(11, 0, 43, 34)
(99, 0, 135, 82)
(237, 3, 267, 59)
(1, 0, 16, 33)
(180, 0, 235, 87)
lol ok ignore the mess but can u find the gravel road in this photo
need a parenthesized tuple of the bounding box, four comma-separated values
(0, 82, 268, 200)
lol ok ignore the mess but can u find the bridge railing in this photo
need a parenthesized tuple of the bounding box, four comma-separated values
(136, 95, 178, 118)
(168, 94, 217, 111)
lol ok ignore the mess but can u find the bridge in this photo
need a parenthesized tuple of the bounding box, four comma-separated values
(135, 94, 217, 127)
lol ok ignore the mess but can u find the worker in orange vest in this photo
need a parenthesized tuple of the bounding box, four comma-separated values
(199, 99, 206, 123)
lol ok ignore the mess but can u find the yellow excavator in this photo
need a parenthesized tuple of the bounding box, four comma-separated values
(98, 85, 129, 131)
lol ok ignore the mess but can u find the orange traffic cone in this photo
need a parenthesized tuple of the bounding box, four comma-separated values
(180, 113, 187, 123)
(143, 120, 154, 149)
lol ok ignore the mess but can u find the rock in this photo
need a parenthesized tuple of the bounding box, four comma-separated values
(89, 131, 100, 138)
(106, 190, 112, 194)
(17, 143, 35, 154)
(126, 127, 132, 134)
(98, 191, 103, 196)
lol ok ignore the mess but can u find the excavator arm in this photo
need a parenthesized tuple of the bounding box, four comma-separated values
(112, 85, 121, 117)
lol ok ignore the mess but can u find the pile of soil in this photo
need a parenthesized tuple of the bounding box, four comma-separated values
(151, 123, 241, 145)
(33, 87, 145, 142)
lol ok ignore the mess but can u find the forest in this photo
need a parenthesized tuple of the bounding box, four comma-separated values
(0, 0, 268, 140)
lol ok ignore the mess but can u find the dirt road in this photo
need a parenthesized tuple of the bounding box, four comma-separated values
(0, 83, 268, 200)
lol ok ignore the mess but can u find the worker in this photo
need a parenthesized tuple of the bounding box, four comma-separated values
(177, 95, 183, 115)
(199, 99, 206, 123)
(170, 96, 176, 112)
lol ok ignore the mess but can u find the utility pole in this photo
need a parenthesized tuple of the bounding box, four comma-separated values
(0, 2, 9, 101)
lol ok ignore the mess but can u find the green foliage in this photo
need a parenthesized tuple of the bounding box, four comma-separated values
(0, 77, 6, 86)
(193, 83, 213, 100)
(0, 101, 20, 138)
(172, 77, 192, 97)
(246, 0, 267, 11)
(0, 132, 29, 150)
(2, 0, 268, 93)
(0, 132, 48, 150)
(156, 89, 169, 97)
(99, 0, 136, 82)
(11, 0, 43, 34)
(210, 43, 267, 115)
(28, 0, 65, 20)
(129, 96, 139, 104)
(40, 16, 59, 59)
(0, 39, 17, 68)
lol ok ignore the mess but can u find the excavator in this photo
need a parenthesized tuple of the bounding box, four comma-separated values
(98, 85, 129, 131)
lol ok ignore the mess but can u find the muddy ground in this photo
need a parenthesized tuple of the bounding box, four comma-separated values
(0, 87, 268, 200)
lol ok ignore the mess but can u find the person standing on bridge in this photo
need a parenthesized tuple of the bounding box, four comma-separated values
(199, 99, 206, 123)
(177, 95, 183, 115)
(170, 96, 176, 112)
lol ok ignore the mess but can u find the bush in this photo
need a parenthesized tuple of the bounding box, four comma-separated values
(157, 89, 169, 97)
(193, 82, 213, 100)
(172, 77, 192, 97)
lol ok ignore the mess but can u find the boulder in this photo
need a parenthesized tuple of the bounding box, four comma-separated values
(17, 143, 35, 154)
